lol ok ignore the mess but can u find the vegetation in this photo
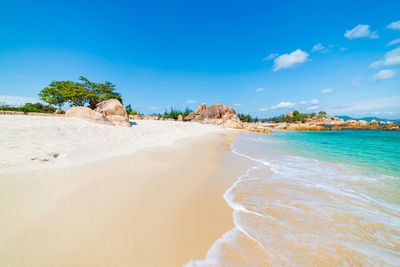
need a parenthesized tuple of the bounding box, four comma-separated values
(125, 104, 139, 115)
(0, 102, 58, 114)
(39, 76, 122, 108)
(152, 107, 194, 120)
(270, 110, 327, 123)
(238, 113, 258, 122)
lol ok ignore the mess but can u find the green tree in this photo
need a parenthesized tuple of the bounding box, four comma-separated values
(39, 81, 87, 107)
(125, 104, 139, 115)
(293, 110, 300, 116)
(39, 77, 123, 108)
(318, 111, 327, 117)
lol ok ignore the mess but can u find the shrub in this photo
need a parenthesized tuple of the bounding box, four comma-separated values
(238, 113, 258, 122)
(0, 102, 58, 114)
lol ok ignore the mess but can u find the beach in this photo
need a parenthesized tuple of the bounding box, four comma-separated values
(0, 115, 250, 266)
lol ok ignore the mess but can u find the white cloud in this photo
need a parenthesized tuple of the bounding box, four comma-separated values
(321, 88, 333, 94)
(307, 105, 319, 111)
(0, 95, 41, 106)
(311, 43, 324, 52)
(234, 103, 243, 106)
(185, 99, 196, 104)
(310, 98, 319, 105)
(372, 69, 397, 81)
(270, 101, 296, 109)
(273, 49, 309, 71)
(258, 108, 268, 112)
(387, 20, 400, 30)
(299, 101, 308, 105)
(339, 47, 348, 52)
(386, 38, 400, 47)
(149, 106, 161, 110)
(263, 53, 279, 61)
(351, 76, 363, 87)
(326, 95, 400, 117)
(256, 87, 264, 92)
(370, 47, 400, 68)
(344, 24, 378, 40)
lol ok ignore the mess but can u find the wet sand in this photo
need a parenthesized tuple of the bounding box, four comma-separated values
(0, 133, 248, 266)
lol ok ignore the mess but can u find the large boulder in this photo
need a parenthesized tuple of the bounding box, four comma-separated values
(65, 107, 113, 126)
(283, 112, 294, 118)
(94, 99, 130, 127)
(177, 114, 184, 121)
(195, 104, 239, 123)
(184, 112, 195, 121)
(54, 107, 62, 114)
(195, 103, 207, 115)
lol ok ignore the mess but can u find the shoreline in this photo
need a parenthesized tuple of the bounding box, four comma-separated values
(0, 130, 251, 266)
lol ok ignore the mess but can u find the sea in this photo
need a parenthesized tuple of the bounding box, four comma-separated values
(188, 129, 400, 266)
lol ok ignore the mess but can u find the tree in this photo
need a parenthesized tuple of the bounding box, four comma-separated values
(39, 77, 123, 108)
(318, 111, 327, 117)
(79, 76, 122, 109)
(39, 81, 87, 107)
(293, 110, 300, 116)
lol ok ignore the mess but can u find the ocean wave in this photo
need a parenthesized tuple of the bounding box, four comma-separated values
(187, 132, 400, 266)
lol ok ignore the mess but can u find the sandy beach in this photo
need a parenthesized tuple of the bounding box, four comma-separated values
(0, 115, 250, 266)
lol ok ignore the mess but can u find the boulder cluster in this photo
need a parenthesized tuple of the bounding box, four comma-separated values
(65, 99, 130, 127)
(127, 102, 274, 133)
(269, 118, 399, 131)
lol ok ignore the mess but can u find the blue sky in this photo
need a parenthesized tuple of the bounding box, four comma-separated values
(1, 0, 400, 118)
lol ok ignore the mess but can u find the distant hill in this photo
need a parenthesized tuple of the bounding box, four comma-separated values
(337, 116, 400, 123)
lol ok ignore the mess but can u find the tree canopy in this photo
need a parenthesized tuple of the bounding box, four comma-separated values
(39, 76, 122, 108)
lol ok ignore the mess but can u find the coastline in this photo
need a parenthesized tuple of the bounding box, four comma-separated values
(0, 128, 250, 266)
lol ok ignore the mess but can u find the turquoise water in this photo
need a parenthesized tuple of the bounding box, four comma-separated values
(268, 129, 400, 178)
(190, 129, 400, 266)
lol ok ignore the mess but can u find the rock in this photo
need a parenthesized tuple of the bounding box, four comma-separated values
(370, 119, 378, 124)
(346, 119, 357, 124)
(386, 121, 393, 125)
(283, 112, 294, 118)
(195, 104, 240, 123)
(94, 99, 130, 127)
(178, 114, 184, 121)
(65, 106, 113, 126)
(54, 107, 62, 114)
(129, 114, 142, 120)
(222, 120, 243, 129)
(195, 103, 207, 115)
(142, 115, 159, 120)
(184, 112, 195, 121)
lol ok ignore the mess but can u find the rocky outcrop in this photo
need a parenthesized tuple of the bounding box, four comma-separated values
(193, 103, 273, 134)
(184, 112, 195, 121)
(284, 112, 294, 118)
(65, 106, 113, 126)
(94, 99, 130, 127)
(54, 108, 62, 114)
(340, 120, 400, 130)
(195, 104, 240, 123)
(129, 114, 142, 120)
(177, 115, 184, 121)
(195, 103, 207, 115)
(269, 120, 400, 131)
(142, 115, 159, 120)
(305, 116, 345, 125)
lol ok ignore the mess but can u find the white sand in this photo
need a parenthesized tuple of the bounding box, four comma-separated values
(0, 115, 227, 172)
(0, 115, 248, 266)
